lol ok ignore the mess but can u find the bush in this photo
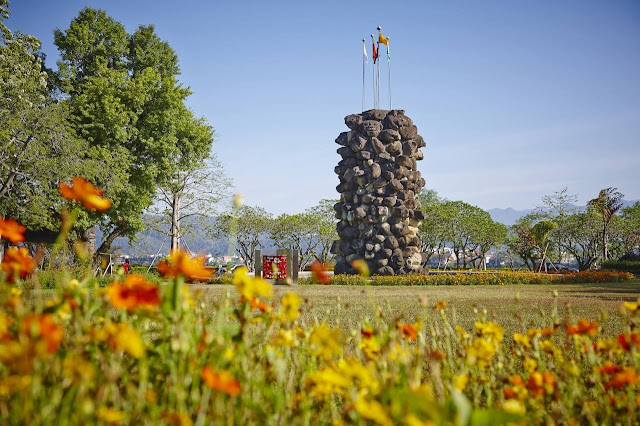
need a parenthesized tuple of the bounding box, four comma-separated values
(300, 270, 634, 286)
(602, 260, 640, 275)
(555, 270, 635, 283)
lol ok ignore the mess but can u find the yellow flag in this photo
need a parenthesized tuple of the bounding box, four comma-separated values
(378, 33, 389, 46)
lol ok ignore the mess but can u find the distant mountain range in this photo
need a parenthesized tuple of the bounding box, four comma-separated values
(488, 199, 639, 226)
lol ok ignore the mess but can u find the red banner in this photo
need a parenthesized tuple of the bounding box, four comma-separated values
(262, 255, 287, 280)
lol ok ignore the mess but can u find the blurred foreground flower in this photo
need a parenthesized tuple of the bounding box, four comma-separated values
(567, 319, 598, 336)
(22, 314, 64, 355)
(1, 247, 36, 283)
(157, 250, 213, 282)
(232, 266, 272, 299)
(201, 366, 241, 396)
(93, 322, 145, 358)
(106, 274, 161, 311)
(0, 218, 26, 244)
(281, 292, 302, 321)
(351, 259, 370, 276)
(310, 261, 330, 284)
(58, 177, 112, 212)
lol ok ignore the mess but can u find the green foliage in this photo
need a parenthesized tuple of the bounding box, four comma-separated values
(53, 7, 214, 254)
(418, 190, 506, 269)
(210, 205, 273, 272)
(0, 5, 93, 232)
(602, 260, 640, 274)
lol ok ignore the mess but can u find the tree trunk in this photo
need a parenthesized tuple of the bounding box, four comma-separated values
(603, 223, 609, 262)
(93, 222, 128, 262)
(83, 225, 97, 256)
(171, 193, 180, 251)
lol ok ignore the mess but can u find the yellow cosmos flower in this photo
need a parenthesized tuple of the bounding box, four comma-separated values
(454, 373, 469, 391)
(360, 336, 380, 359)
(474, 321, 504, 343)
(465, 337, 497, 368)
(309, 323, 342, 361)
(502, 399, 526, 415)
(354, 399, 392, 426)
(513, 332, 531, 348)
(97, 406, 125, 423)
(405, 414, 436, 426)
(280, 292, 301, 321)
(273, 329, 295, 347)
(98, 322, 145, 358)
(305, 366, 351, 398)
(232, 267, 273, 300)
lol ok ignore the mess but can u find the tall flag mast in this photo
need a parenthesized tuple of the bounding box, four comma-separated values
(370, 34, 377, 109)
(376, 26, 382, 109)
(362, 38, 367, 112)
(378, 29, 391, 109)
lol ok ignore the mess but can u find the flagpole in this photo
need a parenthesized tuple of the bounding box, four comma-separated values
(362, 39, 366, 112)
(370, 34, 376, 109)
(387, 40, 391, 110)
(377, 26, 382, 110)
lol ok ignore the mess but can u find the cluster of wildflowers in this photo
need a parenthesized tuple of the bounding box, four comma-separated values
(0, 178, 639, 424)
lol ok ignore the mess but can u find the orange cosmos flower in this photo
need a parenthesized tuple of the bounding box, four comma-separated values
(605, 367, 638, 390)
(22, 314, 64, 354)
(397, 322, 418, 341)
(567, 318, 598, 336)
(157, 250, 213, 282)
(106, 274, 161, 310)
(433, 300, 447, 310)
(310, 260, 331, 284)
(1, 247, 36, 283)
(617, 331, 640, 351)
(201, 366, 241, 396)
(249, 297, 272, 313)
(526, 371, 556, 397)
(0, 218, 26, 244)
(58, 177, 112, 212)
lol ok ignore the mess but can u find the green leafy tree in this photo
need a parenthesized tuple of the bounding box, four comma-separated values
(508, 218, 540, 271)
(530, 220, 558, 272)
(620, 202, 640, 256)
(210, 205, 273, 272)
(270, 212, 325, 271)
(468, 218, 508, 270)
(307, 199, 338, 264)
(0, 1, 102, 239)
(418, 190, 449, 265)
(53, 8, 212, 258)
(554, 209, 601, 270)
(588, 187, 624, 261)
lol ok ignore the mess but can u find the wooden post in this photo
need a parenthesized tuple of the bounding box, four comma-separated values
(292, 250, 299, 285)
(255, 248, 262, 278)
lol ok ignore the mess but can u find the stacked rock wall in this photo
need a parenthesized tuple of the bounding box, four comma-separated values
(330, 109, 427, 275)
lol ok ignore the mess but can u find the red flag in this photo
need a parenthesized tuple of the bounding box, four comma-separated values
(372, 41, 378, 63)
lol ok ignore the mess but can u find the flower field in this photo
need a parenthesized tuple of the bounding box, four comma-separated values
(1, 265, 639, 424)
(1, 180, 639, 424)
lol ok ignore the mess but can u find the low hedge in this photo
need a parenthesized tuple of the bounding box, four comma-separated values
(299, 270, 635, 286)
(602, 260, 640, 275)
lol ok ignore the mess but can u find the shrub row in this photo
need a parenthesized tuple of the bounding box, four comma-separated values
(602, 260, 640, 275)
(299, 270, 635, 286)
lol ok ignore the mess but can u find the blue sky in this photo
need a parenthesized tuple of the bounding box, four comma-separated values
(8, 0, 640, 213)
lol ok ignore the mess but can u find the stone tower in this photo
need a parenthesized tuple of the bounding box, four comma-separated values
(330, 109, 427, 275)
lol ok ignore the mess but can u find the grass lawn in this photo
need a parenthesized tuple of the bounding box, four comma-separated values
(195, 279, 640, 339)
